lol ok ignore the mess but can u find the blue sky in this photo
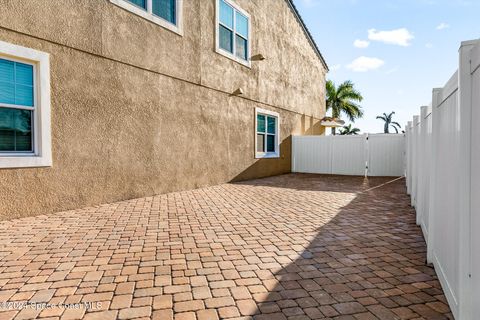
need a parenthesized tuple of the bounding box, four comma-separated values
(294, 0, 480, 133)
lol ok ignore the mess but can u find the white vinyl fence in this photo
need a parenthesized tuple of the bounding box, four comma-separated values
(406, 39, 480, 320)
(292, 134, 405, 177)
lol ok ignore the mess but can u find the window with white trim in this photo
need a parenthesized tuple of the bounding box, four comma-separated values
(110, 0, 182, 35)
(0, 41, 51, 168)
(216, 0, 250, 66)
(255, 108, 280, 158)
(0, 59, 34, 153)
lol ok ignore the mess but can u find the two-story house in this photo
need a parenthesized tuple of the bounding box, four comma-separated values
(0, 0, 328, 219)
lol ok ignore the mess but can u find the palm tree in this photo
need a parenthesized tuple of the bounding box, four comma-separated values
(339, 124, 361, 135)
(326, 80, 364, 135)
(376, 111, 401, 133)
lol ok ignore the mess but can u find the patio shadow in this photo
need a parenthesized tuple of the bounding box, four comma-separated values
(230, 137, 293, 183)
(245, 177, 453, 319)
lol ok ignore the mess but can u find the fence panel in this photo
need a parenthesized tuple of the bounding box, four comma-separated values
(411, 116, 420, 207)
(291, 136, 332, 174)
(367, 134, 405, 176)
(414, 106, 432, 237)
(331, 135, 366, 176)
(406, 39, 480, 319)
(406, 121, 413, 195)
(419, 107, 432, 240)
(431, 75, 461, 315)
(469, 43, 480, 318)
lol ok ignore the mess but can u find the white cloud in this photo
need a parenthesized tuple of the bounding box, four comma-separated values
(330, 64, 342, 71)
(346, 56, 385, 72)
(353, 39, 370, 48)
(425, 43, 433, 48)
(367, 28, 414, 46)
(436, 22, 450, 30)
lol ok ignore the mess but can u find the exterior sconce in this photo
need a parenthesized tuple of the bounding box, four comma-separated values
(251, 54, 265, 61)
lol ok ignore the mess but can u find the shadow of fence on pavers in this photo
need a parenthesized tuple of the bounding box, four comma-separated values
(235, 176, 453, 320)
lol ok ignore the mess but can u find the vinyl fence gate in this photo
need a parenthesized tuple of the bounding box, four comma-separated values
(292, 134, 405, 177)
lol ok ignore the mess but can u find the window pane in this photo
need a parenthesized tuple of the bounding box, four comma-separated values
(0, 108, 32, 152)
(0, 59, 15, 105)
(267, 135, 275, 152)
(257, 114, 265, 132)
(15, 63, 33, 86)
(15, 109, 32, 151)
(267, 117, 276, 134)
(0, 81, 15, 105)
(219, 0, 233, 29)
(0, 59, 15, 83)
(127, 0, 146, 9)
(152, 0, 176, 24)
(257, 134, 265, 152)
(0, 59, 34, 107)
(235, 11, 248, 38)
(15, 85, 34, 107)
(15, 62, 34, 107)
(219, 25, 233, 53)
(0, 108, 14, 151)
(235, 35, 247, 60)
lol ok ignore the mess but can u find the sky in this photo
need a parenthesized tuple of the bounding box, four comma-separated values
(293, 0, 480, 133)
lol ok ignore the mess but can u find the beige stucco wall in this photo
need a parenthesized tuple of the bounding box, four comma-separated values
(0, 0, 327, 220)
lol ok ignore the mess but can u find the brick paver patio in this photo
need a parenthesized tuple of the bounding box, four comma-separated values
(0, 174, 452, 319)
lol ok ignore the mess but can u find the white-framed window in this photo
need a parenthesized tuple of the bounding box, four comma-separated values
(109, 0, 183, 35)
(0, 40, 51, 169)
(216, 0, 251, 67)
(255, 108, 280, 158)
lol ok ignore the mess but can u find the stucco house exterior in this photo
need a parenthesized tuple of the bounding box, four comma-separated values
(0, 0, 328, 219)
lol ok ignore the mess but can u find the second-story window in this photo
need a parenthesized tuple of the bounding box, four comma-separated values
(217, 0, 250, 65)
(110, 0, 182, 35)
(127, 0, 176, 24)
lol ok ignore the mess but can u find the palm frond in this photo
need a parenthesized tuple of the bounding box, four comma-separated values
(325, 80, 337, 112)
(342, 102, 363, 122)
(339, 124, 361, 135)
(391, 121, 401, 128)
(338, 89, 363, 102)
